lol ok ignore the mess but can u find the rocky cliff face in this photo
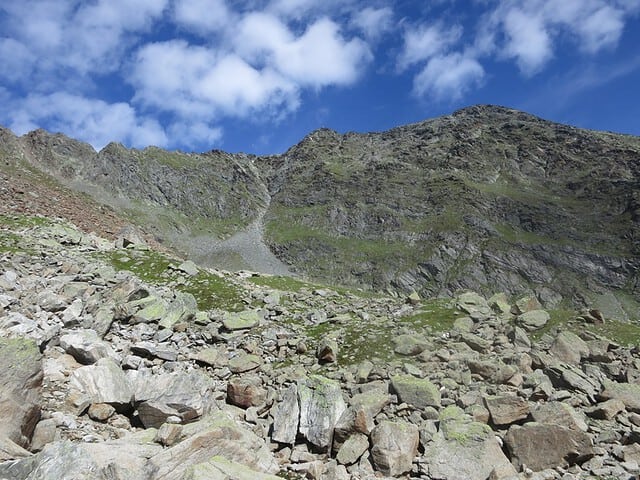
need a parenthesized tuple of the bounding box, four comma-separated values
(1, 105, 638, 317)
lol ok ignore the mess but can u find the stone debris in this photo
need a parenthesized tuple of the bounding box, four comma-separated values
(1, 217, 640, 479)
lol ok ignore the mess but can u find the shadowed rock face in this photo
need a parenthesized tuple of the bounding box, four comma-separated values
(1, 105, 639, 315)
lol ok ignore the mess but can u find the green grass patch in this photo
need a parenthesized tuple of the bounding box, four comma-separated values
(248, 275, 316, 292)
(0, 214, 54, 229)
(400, 298, 460, 332)
(528, 308, 640, 346)
(99, 248, 246, 311)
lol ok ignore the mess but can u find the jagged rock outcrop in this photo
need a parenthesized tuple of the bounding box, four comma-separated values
(1, 105, 638, 316)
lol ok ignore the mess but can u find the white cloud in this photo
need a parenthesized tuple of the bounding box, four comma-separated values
(574, 5, 624, 53)
(351, 7, 394, 41)
(130, 40, 299, 119)
(501, 8, 552, 75)
(236, 13, 372, 87)
(413, 53, 485, 100)
(173, 0, 231, 33)
(481, 0, 630, 75)
(168, 121, 223, 149)
(399, 23, 463, 69)
(0, 39, 35, 83)
(7, 93, 168, 150)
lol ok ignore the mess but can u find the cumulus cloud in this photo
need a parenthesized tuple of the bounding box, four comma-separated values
(173, 0, 231, 33)
(501, 8, 552, 75)
(7, 93, 168, 150)
(351, 7, 394, 41)
(483, 0, 630, 74)
(130, 40, 299, 119)
(413, 53, 485, 100)
(235, 13, 372, 87)
(399, 22, 463, 69)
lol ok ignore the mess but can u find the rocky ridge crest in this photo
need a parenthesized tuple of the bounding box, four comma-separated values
(1, 104, 639, 316)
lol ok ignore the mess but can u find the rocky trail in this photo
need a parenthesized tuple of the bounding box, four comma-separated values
(2, 214, 640, 479)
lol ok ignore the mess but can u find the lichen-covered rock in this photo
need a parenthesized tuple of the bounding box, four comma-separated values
(271, 384, 299, 445)
(600, 380, 640, 412)
(227, 376, 267, 408)
(298, 375, 347, 450)
(517, 310, 550, 331)
(59, 329, 114, 364)
(484, 395, 529, 427)
(390, 375, 441, 408)
(69, 358, 133, 410)
(370, 421, 418, 476)
(505, 422, 594, 471)
(0, 337, 42, 458)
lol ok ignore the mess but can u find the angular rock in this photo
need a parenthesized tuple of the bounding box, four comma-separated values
(132, 296, 167, 324)
(505, 422, 594, 471)
(336, 433, 369, 466)
(271, 384, 299, 444)
(460, 332, 491, 353)
(223, 310, 263, 331)
(517, 310, 550, 331)
(59, 329, 113, 364)
(390, 375, 441, 408)
(177, 260, 199, 276)
(155, 423, 183, 447)
(138, 401, 184, 429)
(227, 376, 267, 408)
(0, 337, 42, 457)
(586, 398, 626, 420)
(468, 360, 517, 384)
(424, 430, 516, 480)
(545, 364, 599, 399)
(531, 401, 587, 431)
(484, 395, 530, 427)
(298, 375, 347, 450)
(189, 347, 221, 367)
(182, 457, 283, 480)
(158, 291, 198, 330)
(30, 418, 56, 452)
(149, 412, 280, 478)
(370, 420, 418, 477)
(550, 331, 589, 365)
(129, 370, 213, 427)
(600, 380, 640, 412)
(228, 353, 262, 373)
(392, 334, 428, 356)
(69, 358, 133, 410)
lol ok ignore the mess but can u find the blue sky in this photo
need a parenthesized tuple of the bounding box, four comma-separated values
(1, 0, 639, 155)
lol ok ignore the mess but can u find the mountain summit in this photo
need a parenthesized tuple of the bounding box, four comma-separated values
(1, 105, 638, 318)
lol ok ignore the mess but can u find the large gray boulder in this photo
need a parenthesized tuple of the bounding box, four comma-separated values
(370, 420, 419, 477)
(484, 395, 530, 427)
(69, 358, 133, 411)
(297, 375, 347, 450)
(128, 370, 214, 427)
(390, 375, 441, 408)
(0, 337, 42, 459)
(59, 329, 114, 364)
(271, 384, 299, 444)
(505, 422, 594, 471)
(423, 405, 516, 479)
(148, 412, 279, 479)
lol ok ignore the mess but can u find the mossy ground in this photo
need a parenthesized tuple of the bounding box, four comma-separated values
(100, 248, 246, 312)
(284, 298, 460, 367)
(529, 308, 640, 346)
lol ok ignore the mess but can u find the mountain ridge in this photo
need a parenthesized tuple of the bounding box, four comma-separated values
(1, 105, 638, 318)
